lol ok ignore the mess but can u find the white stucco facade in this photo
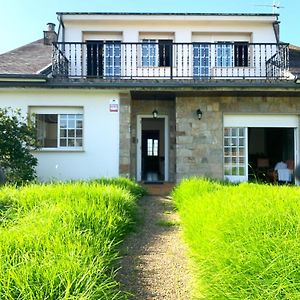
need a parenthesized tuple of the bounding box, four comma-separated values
(1, 12, 297, 183)
(0, 88, 120, 181)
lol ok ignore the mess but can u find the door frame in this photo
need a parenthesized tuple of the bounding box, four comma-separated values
(136, 115, 169, 182)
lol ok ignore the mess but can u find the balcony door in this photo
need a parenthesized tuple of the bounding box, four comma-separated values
(87, 40, 121, 77)
(193, 43, 210, 78)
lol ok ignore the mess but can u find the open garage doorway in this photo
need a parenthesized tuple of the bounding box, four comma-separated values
(248, 128, 295, 183)
(224, 115, 298, 183)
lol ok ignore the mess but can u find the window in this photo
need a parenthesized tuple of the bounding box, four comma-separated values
(158, 40, 172, 67)
(142, 39, 157, 67)
(147, 138, 159, 156)
(36, 113, 83, 149)
(234, 42, 249, 67)
(224, 127, 247, 179)
(193, 43, 210, 77)
(105, 41, 121, 77)
(216, 42, 249, 68)
(217, 43, 233, 67)
(142, 39, 172, 67)
(87, 40, 121, 77)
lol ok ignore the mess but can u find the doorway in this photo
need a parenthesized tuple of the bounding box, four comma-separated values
(137, 116, 169, 182)
(223, 114, 299, 183)
(248, 128, 295, 182)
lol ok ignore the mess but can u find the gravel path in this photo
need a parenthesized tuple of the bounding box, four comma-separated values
(117, 195, 193, 299)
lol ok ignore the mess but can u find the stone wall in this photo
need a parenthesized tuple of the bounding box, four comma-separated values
(175, 95, 300, 182)
(176, 96, 223, 181)
(119, 93, 131, 177)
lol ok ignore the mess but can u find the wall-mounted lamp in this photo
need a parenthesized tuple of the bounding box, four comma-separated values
(196, 108, 203, 120)
(295, 75, 300, 84)
(152, 109, 158, 119)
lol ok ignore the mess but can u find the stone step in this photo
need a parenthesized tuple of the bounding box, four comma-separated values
(141, 182, 176, 196)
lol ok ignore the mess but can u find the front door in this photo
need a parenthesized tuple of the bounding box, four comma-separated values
(137, 116, 168, 182)
(142, 130, 161, 181)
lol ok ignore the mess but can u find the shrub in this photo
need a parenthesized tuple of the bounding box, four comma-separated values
(0, 108, 38, 184)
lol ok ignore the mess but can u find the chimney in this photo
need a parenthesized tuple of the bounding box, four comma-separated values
(43, 22, 57, 45)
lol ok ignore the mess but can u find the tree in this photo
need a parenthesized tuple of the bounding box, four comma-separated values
(0, 108, 38, 184)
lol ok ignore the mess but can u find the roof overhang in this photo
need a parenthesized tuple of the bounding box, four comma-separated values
(0, 74, 47, 83)
(57, 12, 278, 23)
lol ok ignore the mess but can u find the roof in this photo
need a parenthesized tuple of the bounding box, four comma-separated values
(0, 39, 52, 75)
(57, 12, 278, 17)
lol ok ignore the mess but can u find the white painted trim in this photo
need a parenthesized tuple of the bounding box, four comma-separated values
(224, 114, 299, 128)
(224, 127, 248, 183)
(30, 106, 83, 114)
(136, 115, 169, 182)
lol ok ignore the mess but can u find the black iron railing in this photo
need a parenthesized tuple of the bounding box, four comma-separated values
(52, 41, 289, 79)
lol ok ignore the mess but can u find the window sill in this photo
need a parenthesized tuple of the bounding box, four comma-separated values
(34, 148, 85, 153)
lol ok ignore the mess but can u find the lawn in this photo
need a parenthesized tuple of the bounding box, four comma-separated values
(0, 178, 145, 300)
(173, 178, 300, 299)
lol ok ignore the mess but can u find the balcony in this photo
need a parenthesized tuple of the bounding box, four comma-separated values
(52, 41, 289, 80)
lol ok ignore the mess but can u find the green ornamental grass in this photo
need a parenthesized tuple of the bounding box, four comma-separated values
(173, 178, 300, 299)
(0, 179, 144, 300)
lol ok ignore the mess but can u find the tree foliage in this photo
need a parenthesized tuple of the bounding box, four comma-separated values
(0, 108, 38, 184)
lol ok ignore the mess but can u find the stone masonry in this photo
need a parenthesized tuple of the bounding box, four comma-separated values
(175, 95, 300, 182)
(119, 93, 131, 177)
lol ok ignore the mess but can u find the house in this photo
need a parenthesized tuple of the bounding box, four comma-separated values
(0, 12, 300, 183)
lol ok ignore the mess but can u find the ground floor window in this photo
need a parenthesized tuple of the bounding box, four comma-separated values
(224, 127, 247, 181)
(30, 107, 83, 150)
(36, 113, 83, 149)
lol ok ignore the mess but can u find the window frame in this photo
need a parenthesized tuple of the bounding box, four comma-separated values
(141, 39, 173, 67)
(30, 107, 84, 152)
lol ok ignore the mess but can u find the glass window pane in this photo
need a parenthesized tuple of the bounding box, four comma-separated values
(60, 139, 67, 147)
(36, 114, 58, 148)
(68, 120, 75, 129)
(68, 139, 75, 147)
(153, 139, 158, 156)
(76, 139, 83, 147)
(69, 129, 75, 137)
(60, 119, 67, 129)
(224, 128, 230, 136)
(60, 129, 67, 138)
(76, 129, 83, 138)
(224, 138, 230, 146)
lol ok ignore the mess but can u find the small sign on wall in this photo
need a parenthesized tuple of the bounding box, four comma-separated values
(109, 99, 119, 112)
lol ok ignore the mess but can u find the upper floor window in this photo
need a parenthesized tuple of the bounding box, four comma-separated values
(142, 39, 173, 67)
(216, 42, 249, 68)
(193, 43, 210, 78)
(87, 40, 121, 77)
(234, 42, 249, 67)
(142, 39, 158, 67)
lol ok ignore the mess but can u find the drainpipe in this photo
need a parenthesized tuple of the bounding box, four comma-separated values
(273, 20, 280, 43)
(57, 13, 65, 49)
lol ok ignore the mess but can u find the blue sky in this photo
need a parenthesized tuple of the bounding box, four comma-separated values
(0, 0, 299, 54)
